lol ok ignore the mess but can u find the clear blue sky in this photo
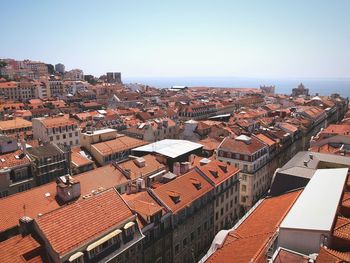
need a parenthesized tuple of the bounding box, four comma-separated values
(1, 0, 350, 78)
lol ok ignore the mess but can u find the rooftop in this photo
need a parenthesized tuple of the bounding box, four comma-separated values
(92, 135, 147, 156)
(204, 190, 301, 263)
(36, 188, 133, 256)
(0, 118, 32, 131)
(133, 139, 203, 159)
(280, 168, 348, 231)
(153, 169, 213, 214)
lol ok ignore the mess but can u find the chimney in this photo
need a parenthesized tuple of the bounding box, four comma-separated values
(19, 216, 34, 237)
(309, 154, 313, 160)
(56, 176, 81, 203)
(304, 161, 308, 167)
(134, 157, 145, 168)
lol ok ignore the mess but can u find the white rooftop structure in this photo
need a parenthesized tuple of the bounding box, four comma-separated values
(82, 128, 117, 136)
(133, 139, 203, 159)
(278, 168, 348, 254)
(280, 168, 347, 231)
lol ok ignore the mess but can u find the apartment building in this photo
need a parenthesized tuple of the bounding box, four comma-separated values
(81, 128, 148, 166)
(153, 169, 215, 263)
(122, 118, 178, 142)
(0, 117, 32, 136)
(195, 159, 240, 233)
(34, 187, 144, 263)
(0, 137, 34, 198)
(217, 134, 270, 210)
(178, 103, 217, 120)
(26, 143, 70, 185)
(32, 116, 80, 146)
(123, 190, 173, 263)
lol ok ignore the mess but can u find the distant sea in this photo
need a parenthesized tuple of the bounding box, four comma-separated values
(123, 76, 350, 98)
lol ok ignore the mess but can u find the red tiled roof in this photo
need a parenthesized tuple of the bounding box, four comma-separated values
(333, 216, 350, 241)
(0, 164, 126, 233)
(36, 188, 133, 256)
(122, 191, 165, 228)
(219, 135, 266, 155)
(92, 135, 147, 156)
(197, 159, 239, 187)
(40, 116, 76, 129)
(317, 247, 350, 262)
(117, 155, 165, 180)
(255, 133, 276, 147)
(153, 169, 213, 214)
(0, 118, 32, 131)
(322, 124, 350, 136)
(0, 234, 45, 263)
(0, 149, 30, 169)
(207, 190, 302, 263)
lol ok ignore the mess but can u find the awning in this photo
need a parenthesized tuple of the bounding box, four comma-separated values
(86, 229, 122, 251)
(124, 221, 135, 230)
(69, 252, 83, 262)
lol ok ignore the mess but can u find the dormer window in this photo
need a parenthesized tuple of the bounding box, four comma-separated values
(209, 170, 219, 178)
(190, 178, 202, 190)
(167, 191, 181, 204)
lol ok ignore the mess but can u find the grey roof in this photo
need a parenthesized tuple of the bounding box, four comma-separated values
(280, 151, 350, 172)
(27, 143, 62, 158)
(280, 168, 348, 231)
(132, 139, 203, 159)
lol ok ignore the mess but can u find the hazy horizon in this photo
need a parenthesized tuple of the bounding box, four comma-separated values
(1, 0, 350, 79)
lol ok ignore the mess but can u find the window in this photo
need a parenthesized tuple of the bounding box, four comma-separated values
(75, 131, 78, 136)
(191, 232, 195, 241)
(221, 208, 224, 216)
(215, 212, 218, 220)
(197, 226, 201, 235)
(56, 135, 60, 140)
(242, 185, 246, 192)
(50, 136, 53, 141)
(63, 134, 66, 139)
(69, 133, 72, 138)
(230, 200, 233, 208)
(175, 244, 179, 254)
(183, 238, 187, 248)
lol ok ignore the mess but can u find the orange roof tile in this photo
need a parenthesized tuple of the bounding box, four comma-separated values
(197, 159, 239, 187)
(219, 135, 266, 155)
(117, 155, 165, 180)
(92, 135, 147, 156)
(122, 191, 165, 227)
(40, 116, 76, 129)
(0, 149, 30, 169)
(153, 169, 213, 214)
(36, 188, 133, 256)
(0, 235, 45, 263)
(333, 216, 350, 241)
(317, 247, 350, 262)
(255, 133, 276, 147)
(0, 164, 126, 233)
(207, 190, 302, 263)
(0, 118, 32, 131)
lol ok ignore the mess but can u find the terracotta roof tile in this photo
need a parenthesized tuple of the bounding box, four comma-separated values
(0, 235, 45, 263)
(0, 164, 126, 233)
(36, 188, 133, 255)
(92, 135, 147, 156)
(219, 135, 266, 155)
(153, 169, 213, 214)
(207, 190, 302, 263)
(0, 118, 32, 131)
(317, 247, 350, 262)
